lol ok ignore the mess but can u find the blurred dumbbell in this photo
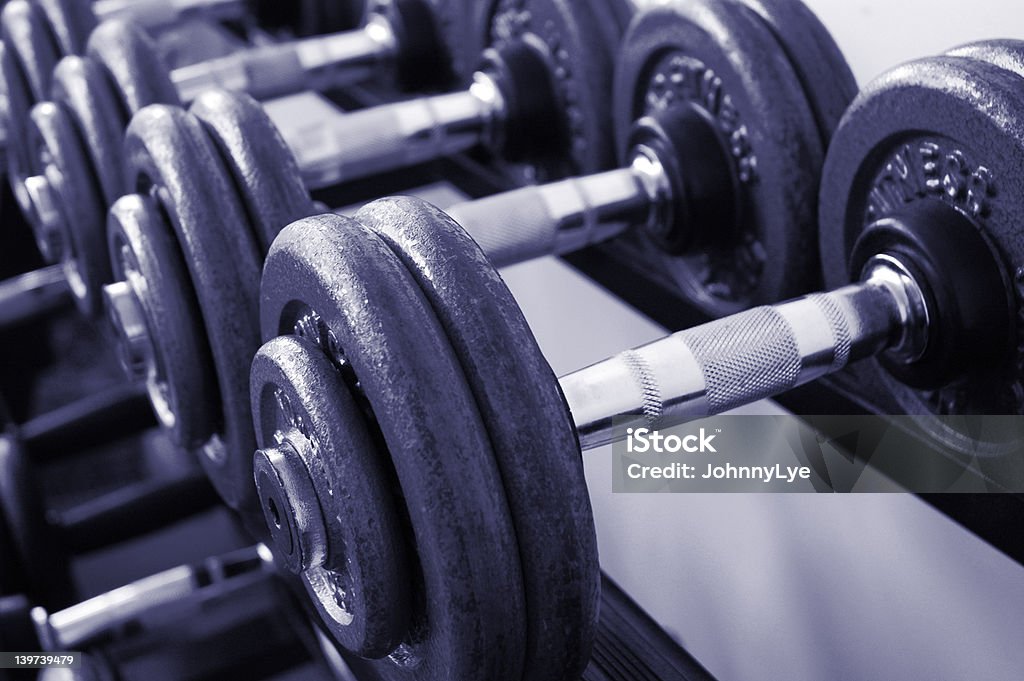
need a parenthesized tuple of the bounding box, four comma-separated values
(5, 0, 478, 272)
(239, 1, 856, 678)
(0, 0, 365, 249)
(0, 264, 71, 329)
(2, 545, 336, 680)
(15, 0, 627, 320)
(0, 0, 360, 118)
(247, 35, 1024, 678)
(0, 0, 254, 172)
(93, 0, 629, 518)
(0, 390, 222, 609)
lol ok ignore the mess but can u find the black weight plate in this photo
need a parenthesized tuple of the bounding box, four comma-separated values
(357, 196, 599, 681)
(86, 19, 181, 115)
(1, 1, 60, 102)
(396, 0, 480, 84)
(189, 89, 313, 253)
(255, 0, 365, 37)
(260, 213, 525, 681)
(945, 39, 1024, 80)
(613, 0, 823, 316)
(251, 334, 411, 658)
(1, 1, 61, 214)
(107, 193, 218, 450)
(36, 0, 97, 56)
(819, 56, 1024, 454)
(124, 105, 263, 514)
(734, 0, 857, 146)
(478, 0, 630, 181)
(26, 100, 108, 316)
(49, 55, 129, 205)
(0, 434, 74, 608)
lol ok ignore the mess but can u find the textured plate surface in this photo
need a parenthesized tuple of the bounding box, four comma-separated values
(107, 193, 218, 450)
(477, 0, 632, 181)
(735, 0, 857, 145)
(189, 89, 313, 252)
(50, 55, 130, 205)
(26, 100, 107, 316)
(86, 19, 180, 114)
(358, 195, 599, 681)
(251, 334, 410, 658)
(1, 1, 61, 212)
(260, 213, 526, 681)
(820, 55, 1024, 454)
(124, 105, 263, 514)
(613, 0, 823, 315)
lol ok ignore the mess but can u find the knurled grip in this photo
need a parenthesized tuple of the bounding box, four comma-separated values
(678, 306, 801, 413)
(446, 187, 559, 268)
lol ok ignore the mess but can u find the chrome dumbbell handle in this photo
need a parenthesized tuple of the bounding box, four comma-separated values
(171, 13, 399, 103)
(32, 545, 274, 651)
(446, 152, 668, 267)
(0, 264, 71, 328)
(292, 72, 505, 189)
(93, 0, 248, 29)
(560, 256, 929, 449)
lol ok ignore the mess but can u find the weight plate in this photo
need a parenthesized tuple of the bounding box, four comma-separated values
(189, 89, 313, 253)
(386, 0, 480, 86)
(819, 55, 1024, 455)
(1, 0, 60, 102)
(945, 39, 1024, 80)
(107, 193, 218, 449)
(49, 55, 129, 205)
(1, 1, 61, 214)
(86, 19, 181, 115)
(255, 0, 365, 37)
(251, 334, 411, 658)
(26, 100, 107, 316)
(478, 0, 631, 182)
(358, 196, 599, 681)
(613, 0, 823, 316)
(260, 213, 525, 681)
(0, 434, 74, 608)
(35, 0, 97, 56)
(124, 104, 263, 513)
(735, 0, 857, 146)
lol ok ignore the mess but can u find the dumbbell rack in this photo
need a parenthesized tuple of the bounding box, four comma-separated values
(0, 81, 720, 681)
(3, 4, 1022, 674)
(317, 75, 1024, 571)
(241, 80, 723, 681)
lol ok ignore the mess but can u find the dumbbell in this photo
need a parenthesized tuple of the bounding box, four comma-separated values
(238, 2, 856, 679)
(6, 0, 480, 267)
(0, 0, 261, 169)
(94, 0, 628, 517)
(0, 0, 358, 116)
(0, 394, 222, 609)
(16, 0, 627, 320)
(0, 0, 365, 247)
(246, 36, 1024, 679)
(446, 0, 858, 314)
(0, 264, 71, 329)
(2, 545, 331, 681)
